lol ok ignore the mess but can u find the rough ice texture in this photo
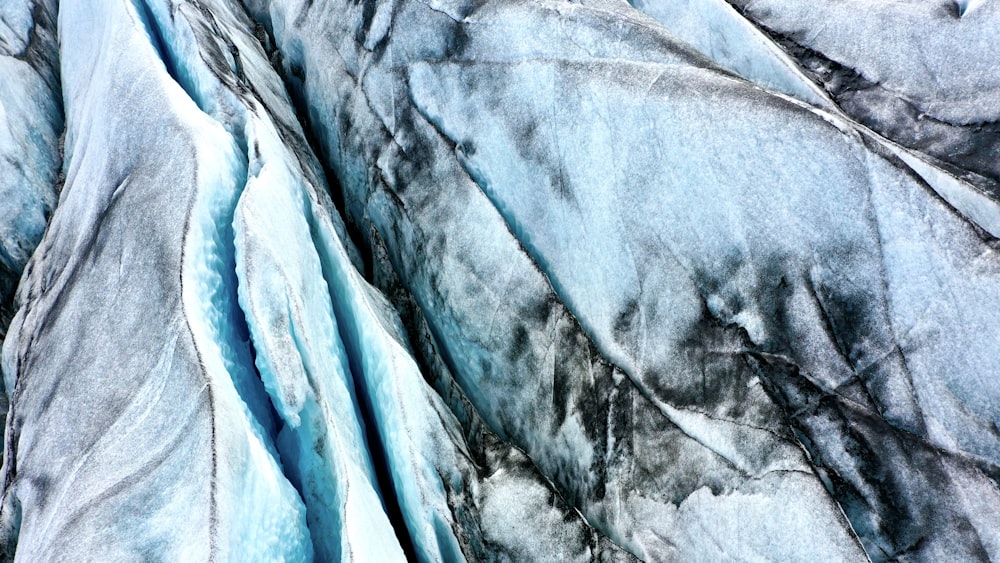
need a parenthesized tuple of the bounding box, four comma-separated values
(253, 0, 1000, 559)
(0, 0, 999, 561)
(0, 0, 61, 340)
(727, 0, 1000, 196)
(626, 0, 832, 109)
(628, 0, 1000, 244)
(1, 0, 635, 559)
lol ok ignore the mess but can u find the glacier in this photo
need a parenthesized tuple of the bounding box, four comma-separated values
(0, 0, 999, 561)
(724, 0, 1000, 198)
(0, 0, 61, 344)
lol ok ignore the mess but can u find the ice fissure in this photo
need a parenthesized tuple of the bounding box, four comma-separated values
(2, 0, 1000, 560)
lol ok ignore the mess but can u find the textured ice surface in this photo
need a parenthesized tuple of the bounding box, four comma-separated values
(2, 0, 635, 559)
(728, 0, 1000, 194)
(0, 0, 61, 338)
(1, 0, 999, 560)
(629, 0, 1000, 243)
(253, 0, 1000, 559)
(0, 0, 315, 558)
(2, 0, 224, 557)
(627, 0, 831, 108)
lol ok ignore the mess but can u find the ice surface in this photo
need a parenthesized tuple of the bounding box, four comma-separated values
(632, 0, 1000, 231)
(1, 0, 999, 560)
(729, 0, 1000, 191)
(627, 0, 831, 108)
(255, 0, 857, 558)
(628, 0, 1000, 242)
(3, 0, 634, 559)
(255, 0, 1000, 558)
(956, 0, 986, 16)
(0, 0, 61, 340)
(213, 2, 631, 559)
(1, 0, 223, 557)
(729, 0, 1000, 124)
(0, 1, 37, 55)
(0, 0, 316, 558)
